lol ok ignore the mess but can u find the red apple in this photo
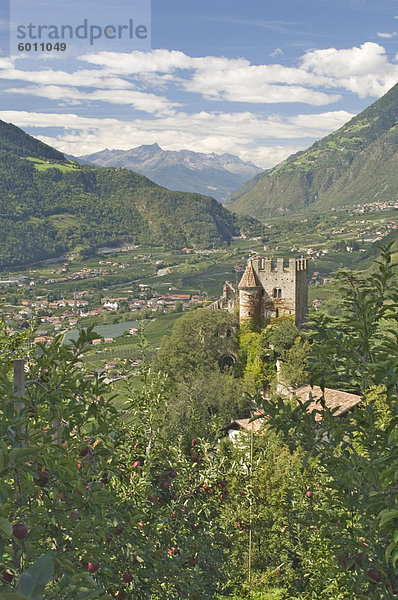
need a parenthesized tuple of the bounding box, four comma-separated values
(122, 571, 133, 583)
(355, 552, 364, 567)
(161, 480, 170, 490)
(69, 510, 81, 520)
(13, 521, 28, 540)
(191, 454, 199, 463)
(113, 525, 124, 535)
(306, 490, 313, 499)
(34, 469, 50, 487)
(132, 460, 141, 468)
(86, 561, 99, 573)
(191, 439, 196, 447)
(1, 570, 14, 584)
(367, 568, 381, 583)
(79, 446, 90, 457)
(169, 469, 177, 479)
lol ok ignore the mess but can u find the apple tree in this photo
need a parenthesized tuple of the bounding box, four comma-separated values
(257, 246, 398, 599)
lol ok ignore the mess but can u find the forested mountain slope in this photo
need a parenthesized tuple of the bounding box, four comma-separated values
(0, 121, 261, 267)
(226, 83, 398, 218)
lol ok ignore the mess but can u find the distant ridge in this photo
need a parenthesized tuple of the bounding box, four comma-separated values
(77, 144, 262, 202)
(0, 122, 263, 268)
(226, 83, 398, 218)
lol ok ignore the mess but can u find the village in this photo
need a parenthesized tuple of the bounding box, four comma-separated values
(0, 203, 396, 382)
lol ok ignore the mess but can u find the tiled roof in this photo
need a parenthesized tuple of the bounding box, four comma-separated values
(238, 262, 260, 289)
(227, 410, 265, 433)
(293, 385, 362, 419)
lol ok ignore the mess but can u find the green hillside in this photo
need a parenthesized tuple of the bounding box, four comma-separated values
(226, 82, 398, 218)
(0, 121, 262, 268)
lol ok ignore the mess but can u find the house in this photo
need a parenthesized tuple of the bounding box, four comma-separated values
(226, 386, 362, 443)
(105, 361, 119, 370)
(292, 385, 362, 421)
(33, 336, 54, 345)
(226, 410, 265, 443)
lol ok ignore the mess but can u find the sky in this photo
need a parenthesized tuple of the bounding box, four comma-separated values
(0, 0, 397, 168)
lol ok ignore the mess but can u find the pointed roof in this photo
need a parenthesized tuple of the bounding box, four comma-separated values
(238, 261, 260, 289)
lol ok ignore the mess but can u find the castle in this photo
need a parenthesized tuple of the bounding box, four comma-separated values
(211, 257, 308, 328)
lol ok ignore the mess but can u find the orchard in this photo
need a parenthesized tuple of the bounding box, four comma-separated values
(0, 326, 234, 599)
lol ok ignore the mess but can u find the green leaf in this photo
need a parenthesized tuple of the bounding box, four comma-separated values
(379, 508, 398, 529)
(0, 483, 8, 505)
(76, 592, 104, 599)
(0, 516, 13, 537)
(9, 447, 39, 464)
(16, 552, 55, 600)
(0, 593, 28, 600)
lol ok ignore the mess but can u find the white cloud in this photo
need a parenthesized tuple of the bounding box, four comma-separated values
(300, 42, 398, 97)
(79, 45, 398, 105)
(270, 48, 283, 57)
(0, 43, 395, 167)
(377, 32, 398, 39)
(0, 66, 134, 89)
(182, 71, 340, 105)
(5, 85, 180, 115)
(1, 44, 396, 115)
(80, 49, 341, 105)
(0, 108, 353, 168)
(79, 49, 195, 74)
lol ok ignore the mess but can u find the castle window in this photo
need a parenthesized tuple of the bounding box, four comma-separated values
(273, 288, 278, 298)
(275, 309, 279, 318)
(278, 288, 282, 298)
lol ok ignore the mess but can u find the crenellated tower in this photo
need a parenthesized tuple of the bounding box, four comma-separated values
(237, 257, 308, 327)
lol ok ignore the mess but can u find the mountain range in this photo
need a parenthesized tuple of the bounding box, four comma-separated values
(0, 122, 262, 268)
(76, 144, 262, 203)
(226, 83, 398, 218)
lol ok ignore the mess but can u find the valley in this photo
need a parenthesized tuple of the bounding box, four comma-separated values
(1, 202, 396, 379)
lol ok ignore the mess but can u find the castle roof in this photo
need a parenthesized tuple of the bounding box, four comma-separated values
(238, 261, 261, 289)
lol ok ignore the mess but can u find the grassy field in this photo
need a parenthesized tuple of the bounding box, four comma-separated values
(145, 312, 184, 347)
(76, 312, 183, 370)
(23, 157, 79, 172)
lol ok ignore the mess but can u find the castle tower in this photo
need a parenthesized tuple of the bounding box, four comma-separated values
(238, 261, 263, 327)
(213, 256, 308, 328)
(249, 256, 308, 326)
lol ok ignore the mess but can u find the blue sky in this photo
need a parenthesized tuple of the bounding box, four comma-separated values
(0, 0, 397, 167)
